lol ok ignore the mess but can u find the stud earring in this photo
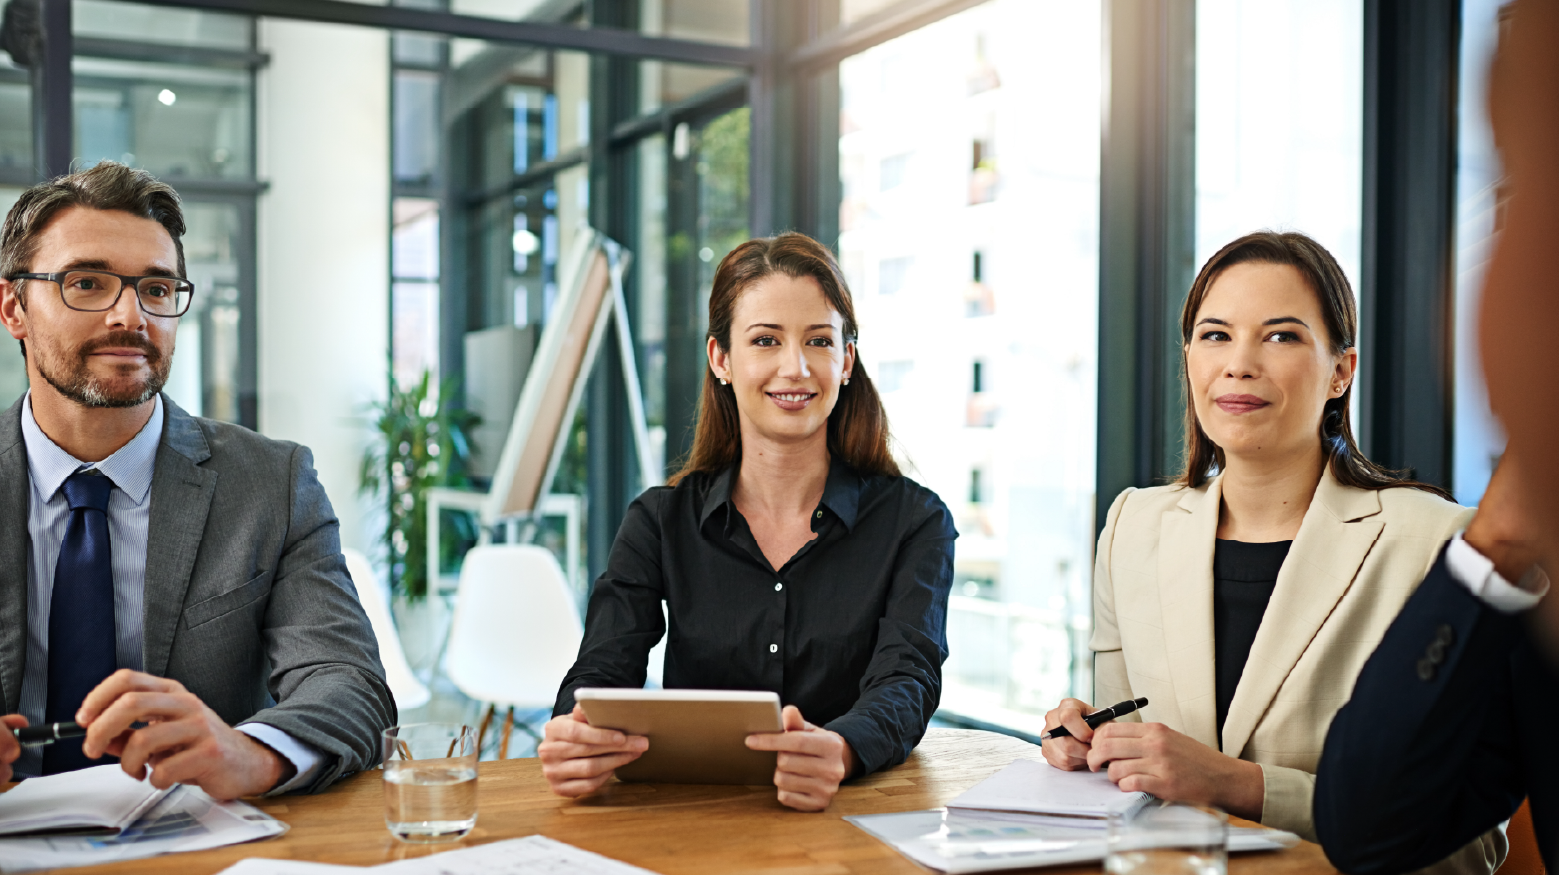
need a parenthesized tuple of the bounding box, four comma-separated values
(842, 376, 850, 386)
(718, 377, 728, 386)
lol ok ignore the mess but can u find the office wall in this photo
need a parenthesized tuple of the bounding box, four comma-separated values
(255, 18, 390, 554)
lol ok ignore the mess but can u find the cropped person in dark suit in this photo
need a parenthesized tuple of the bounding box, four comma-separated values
(1314, 453, 1554, 872)
(1314, 1, 1558, 869)
(0, 162, 393, 797)
(540, 232, 955, 812)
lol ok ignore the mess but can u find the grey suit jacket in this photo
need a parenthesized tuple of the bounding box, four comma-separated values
(0, 394, 395, 793)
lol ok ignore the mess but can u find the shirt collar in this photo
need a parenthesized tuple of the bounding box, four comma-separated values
(697, 456, 864, 534)
(20, 392, 164, 506)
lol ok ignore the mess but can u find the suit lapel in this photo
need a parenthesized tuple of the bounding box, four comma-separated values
(0, 397, 29, 714)
(141, 397, 216, 678)
(1157, 478, 1222, 748)
(1219, 470, 1383, 757)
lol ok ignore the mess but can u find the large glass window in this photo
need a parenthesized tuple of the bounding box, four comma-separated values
(0, 0, 256, 424)
(839, 0, 1101, 735)
(1452, 0, 1506, 505)
(1195, 0, 1364, 284)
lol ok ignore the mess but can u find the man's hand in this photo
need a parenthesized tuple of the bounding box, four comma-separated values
(1040, 698, 1096, 771)
(538, 705, 649, 798)
(0, 715, 26, 784)
(1087, 722, 1265, 821)
(1465, 446, 1548, 589)
(745, 705, 855, 812)
(77, 669, 290, 800)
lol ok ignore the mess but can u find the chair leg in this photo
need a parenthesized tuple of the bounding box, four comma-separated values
(499, 706, 514, 760)
(475, 703, 494, 756)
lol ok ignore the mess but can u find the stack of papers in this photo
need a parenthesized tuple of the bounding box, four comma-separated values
(847, 759, 1300, 873)
(214, 836, 662, 875)
(946, 759, 1151, 822)
(0, 765, 171, 838)
(0, 779, 286, 873)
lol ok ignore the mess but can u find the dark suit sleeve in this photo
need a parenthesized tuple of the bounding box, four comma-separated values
(823, 503, 955, 776)
(247, 446, 396, 794)
(552, 491, 667, 717)
(1314, 547, 1526, 874)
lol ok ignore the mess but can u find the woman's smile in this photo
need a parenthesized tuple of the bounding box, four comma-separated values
(767, 390, 818, 411)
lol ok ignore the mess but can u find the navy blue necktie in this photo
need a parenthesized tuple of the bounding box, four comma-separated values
(43, 470, 119, 775)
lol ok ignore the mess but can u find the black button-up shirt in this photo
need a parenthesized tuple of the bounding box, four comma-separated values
(553, 459, 956, 776)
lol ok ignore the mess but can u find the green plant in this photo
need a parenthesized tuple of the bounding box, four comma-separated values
(360, 371, 481, 600)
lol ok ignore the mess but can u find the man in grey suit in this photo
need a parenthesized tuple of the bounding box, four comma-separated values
(0, 161, 394, 798)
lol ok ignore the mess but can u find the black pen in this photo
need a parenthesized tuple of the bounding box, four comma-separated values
(11, 721, 87, 747)
(1039, 697, 1149, 741)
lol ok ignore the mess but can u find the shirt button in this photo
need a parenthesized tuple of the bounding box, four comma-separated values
(775, 582, 783, 592)
(769, 643, 778, 654)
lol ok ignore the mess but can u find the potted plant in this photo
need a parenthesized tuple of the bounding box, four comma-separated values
(359, 370, 482, 603)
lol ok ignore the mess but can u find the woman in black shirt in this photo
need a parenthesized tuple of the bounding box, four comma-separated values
(540, 232, 955, 811)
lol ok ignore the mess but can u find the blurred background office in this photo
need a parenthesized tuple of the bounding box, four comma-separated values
(0, 0, 1508, 748)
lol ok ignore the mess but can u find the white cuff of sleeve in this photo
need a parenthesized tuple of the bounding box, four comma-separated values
(1446, 533, 1550, 613)
(238, 723, 327, 795)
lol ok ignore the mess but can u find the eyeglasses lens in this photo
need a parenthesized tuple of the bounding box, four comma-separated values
(61, 271, 191, 316)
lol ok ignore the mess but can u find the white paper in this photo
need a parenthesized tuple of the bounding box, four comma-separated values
(0, 764, 170, 837)
(946, 759, 1151, 819)
(0, 785, 287, 873)
(847, 808, 1301, 874)
(375, 836, 660, 875)
(216, 861, 363, 874)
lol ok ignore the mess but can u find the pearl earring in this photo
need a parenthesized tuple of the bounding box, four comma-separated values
(718, 378, 728, 386)
(843, 377, 850, 386)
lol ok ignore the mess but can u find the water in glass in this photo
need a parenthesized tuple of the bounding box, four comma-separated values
(382, 723, 478, 843)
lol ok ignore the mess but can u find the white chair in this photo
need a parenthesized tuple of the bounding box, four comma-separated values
(443, 544, 584, 758)
(342, 548, 432, 711)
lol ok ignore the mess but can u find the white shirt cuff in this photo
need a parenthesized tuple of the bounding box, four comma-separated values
(1445, 534, 1550, 613)
(238, 723, 327, 795)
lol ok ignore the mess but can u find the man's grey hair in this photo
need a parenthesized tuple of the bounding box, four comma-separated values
(0, 161, 186, 358)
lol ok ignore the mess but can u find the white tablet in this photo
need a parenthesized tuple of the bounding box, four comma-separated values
(573, 688, 783, 785)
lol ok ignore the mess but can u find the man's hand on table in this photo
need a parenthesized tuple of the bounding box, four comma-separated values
(77, 669, 293, 800)
(745, 705, 856, 813)
(0, 715, 26, 783)
(539, 705, 649, 798)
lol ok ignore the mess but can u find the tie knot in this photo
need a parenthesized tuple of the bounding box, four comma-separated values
(62, 470, 114, 513)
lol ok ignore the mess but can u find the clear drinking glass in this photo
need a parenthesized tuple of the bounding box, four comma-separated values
(1105, 802, 1228, 875)
(382, 723, 478, 843)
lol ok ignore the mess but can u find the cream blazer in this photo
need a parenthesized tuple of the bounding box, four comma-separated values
(1091, 468, 1505, 872)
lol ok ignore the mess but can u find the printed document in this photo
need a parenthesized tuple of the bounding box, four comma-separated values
(0, 784, 286, 873)
(0, 765, 169, 837)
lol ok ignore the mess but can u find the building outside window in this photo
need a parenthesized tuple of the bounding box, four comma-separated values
(840, 0, 1102, 735)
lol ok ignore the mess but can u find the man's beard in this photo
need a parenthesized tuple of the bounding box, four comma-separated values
(35, 330, 171, 409)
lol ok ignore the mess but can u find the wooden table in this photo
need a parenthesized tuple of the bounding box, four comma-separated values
(24, 729, 1339, 874)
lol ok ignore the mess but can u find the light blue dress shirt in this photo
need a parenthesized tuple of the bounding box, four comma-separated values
(17, 393, 322, 791)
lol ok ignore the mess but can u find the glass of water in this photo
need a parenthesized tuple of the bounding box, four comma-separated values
(1105, 802, 1227, 875)
(382, 723, 478, 843)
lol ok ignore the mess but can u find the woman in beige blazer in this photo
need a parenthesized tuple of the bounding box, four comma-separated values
(1041, 231, 1504, 873)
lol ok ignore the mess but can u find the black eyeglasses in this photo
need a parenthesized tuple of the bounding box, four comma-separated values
(10, 270, 195, 318)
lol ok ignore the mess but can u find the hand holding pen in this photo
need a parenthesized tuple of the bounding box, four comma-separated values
(1039, 697, 1148, 771)
(0, 715, 31, 784)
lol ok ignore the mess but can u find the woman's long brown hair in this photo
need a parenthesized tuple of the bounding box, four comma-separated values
(668, 232, 899, 486)
(1177, 231, 1452, 501)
